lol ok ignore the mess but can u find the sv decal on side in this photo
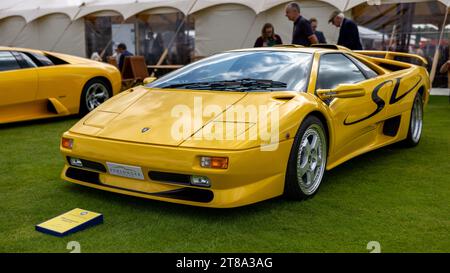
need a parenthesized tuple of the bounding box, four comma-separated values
(344, 76, 422, 126)
(390, 76, 422, 104)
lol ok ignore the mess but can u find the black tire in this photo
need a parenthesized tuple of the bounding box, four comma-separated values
(284, 115, 328, 200)
(401, 92, 423, 148)
(79, 78, 112, 116)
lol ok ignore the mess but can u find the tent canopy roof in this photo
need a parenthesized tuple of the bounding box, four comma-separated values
(0, 0, 369, 23)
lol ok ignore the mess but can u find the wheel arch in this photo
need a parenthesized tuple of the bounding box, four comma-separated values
(85, 76, 113, 96)
(417, 85, 424, 96)
(78, 76, 113, 114)
(303, 110, 332, 155)
(417, 85, 427, 104)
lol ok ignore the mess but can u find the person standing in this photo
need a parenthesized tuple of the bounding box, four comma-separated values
(116, 43, 133, 72)
(309, 18, 327, 44)
(254, 23, 283, 47)
(329, 11, 362, 50)
(285, 2, 318, 46)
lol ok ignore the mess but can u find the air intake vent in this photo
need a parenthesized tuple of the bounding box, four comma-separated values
(66, 167, 100, 184)
(148, 171, 191, 185)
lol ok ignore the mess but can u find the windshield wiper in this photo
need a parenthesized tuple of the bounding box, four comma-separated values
(161, 78, 287, 91)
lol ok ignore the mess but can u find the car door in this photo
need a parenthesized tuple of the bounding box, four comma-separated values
(0, 51, 38, 107)
(26, 52, 79, 107)
(315, 53, 392, 161)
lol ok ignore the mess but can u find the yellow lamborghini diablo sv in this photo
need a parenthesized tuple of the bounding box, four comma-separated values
(0, 47, 121, 124)
(60, 45, 430, 208)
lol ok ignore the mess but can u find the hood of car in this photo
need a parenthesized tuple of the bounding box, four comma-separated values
(71, 87, 246, 146)
(70, 86, 296, 149)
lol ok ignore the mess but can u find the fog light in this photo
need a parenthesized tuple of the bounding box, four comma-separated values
(200, 156, 228, 169)
(62, 137, 74, 149)
(190, 175, 211, 187)
(69, 158, 83, 168)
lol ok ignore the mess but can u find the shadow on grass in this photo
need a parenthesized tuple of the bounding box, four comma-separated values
(323, 143, 406, 185)
(62, 182, 288, 218)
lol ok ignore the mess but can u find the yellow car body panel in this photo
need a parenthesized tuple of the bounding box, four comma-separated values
(60, 46, 430, 208)
(0, 47, 121, 124)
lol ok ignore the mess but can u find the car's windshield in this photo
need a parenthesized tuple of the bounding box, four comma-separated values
(147, 51, 313, 92)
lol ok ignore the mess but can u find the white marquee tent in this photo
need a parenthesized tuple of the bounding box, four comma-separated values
(0, 1, 369, 21)
(0, 0, 447, 58)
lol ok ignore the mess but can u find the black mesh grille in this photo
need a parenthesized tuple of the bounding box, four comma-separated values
(66, 167, 100, 184)
(151, 188, 214, 203)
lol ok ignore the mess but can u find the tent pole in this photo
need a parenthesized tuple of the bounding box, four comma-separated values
(343, 0, 350, 12)
(239, 13, 258, 48)
(8, 23, 28, 47)
(388, 24, 397, 50)
(51, 3, 86, 51)
(4, 0, 31, 46)
(430, 6, 449, 84)
(150, 0, 199, 77)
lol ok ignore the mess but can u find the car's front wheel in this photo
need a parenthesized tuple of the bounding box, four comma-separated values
(80, 78, 111, 115)
(284, 115, 328, 200)
(402, 92, 423, 147)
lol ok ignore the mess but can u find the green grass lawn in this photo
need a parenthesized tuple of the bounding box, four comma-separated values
(0, 96, 449, 253)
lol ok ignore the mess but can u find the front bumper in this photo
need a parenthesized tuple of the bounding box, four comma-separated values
(60, 132, 293, 208)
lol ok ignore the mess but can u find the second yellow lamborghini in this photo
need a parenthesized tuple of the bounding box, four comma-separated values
(0, 47, 121, 124)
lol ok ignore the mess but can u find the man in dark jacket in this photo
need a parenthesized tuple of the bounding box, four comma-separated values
(285, 2, 318, 46)
(116, 43, 133, 72)
(329, 11, 362, 50)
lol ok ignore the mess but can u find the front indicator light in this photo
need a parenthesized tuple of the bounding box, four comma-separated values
(200, 156, 228, 169)
(190, 176, 211, 187)
(62, 137, 74, 149)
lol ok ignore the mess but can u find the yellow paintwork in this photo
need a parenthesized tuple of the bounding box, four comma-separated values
(0, 47, 121, 124)
(60, 46, 430, 208)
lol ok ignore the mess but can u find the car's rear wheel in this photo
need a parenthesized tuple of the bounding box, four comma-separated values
(284, 115, 327, 200)
(80, 79, 111, 115)
(402, 92, 423, 147)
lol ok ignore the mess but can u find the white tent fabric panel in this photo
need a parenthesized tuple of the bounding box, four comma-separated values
(10, 20, 40, 49)
(190, 0, 262, 14)
(74, 0, 197, 20)
(40, 16, 86, 57)
(0, 16, 27, 46)
(0, 0, 28, 18)
(122, 0, 197, 18)
(0, 0, 368, 22)
(194, 1, 338, 56)
(74, 0, 134, 19)
(1, 14, 86, 57)
(193, 4, 257, 56)
(191, 0, 366, 14)
(0, 0, 93, 22)
(0, 1, 444, 22)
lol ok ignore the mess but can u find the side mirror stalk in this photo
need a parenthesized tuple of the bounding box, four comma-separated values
(316, 84, 365, 100)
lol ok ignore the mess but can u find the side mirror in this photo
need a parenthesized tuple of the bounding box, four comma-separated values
(316, 83, 366, 100)
(143, 77, 157, 84)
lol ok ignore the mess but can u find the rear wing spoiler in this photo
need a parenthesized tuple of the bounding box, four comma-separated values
(354, 50, 428, 67)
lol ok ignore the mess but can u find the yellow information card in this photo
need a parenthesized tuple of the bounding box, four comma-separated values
(36, 208, 103, 237)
